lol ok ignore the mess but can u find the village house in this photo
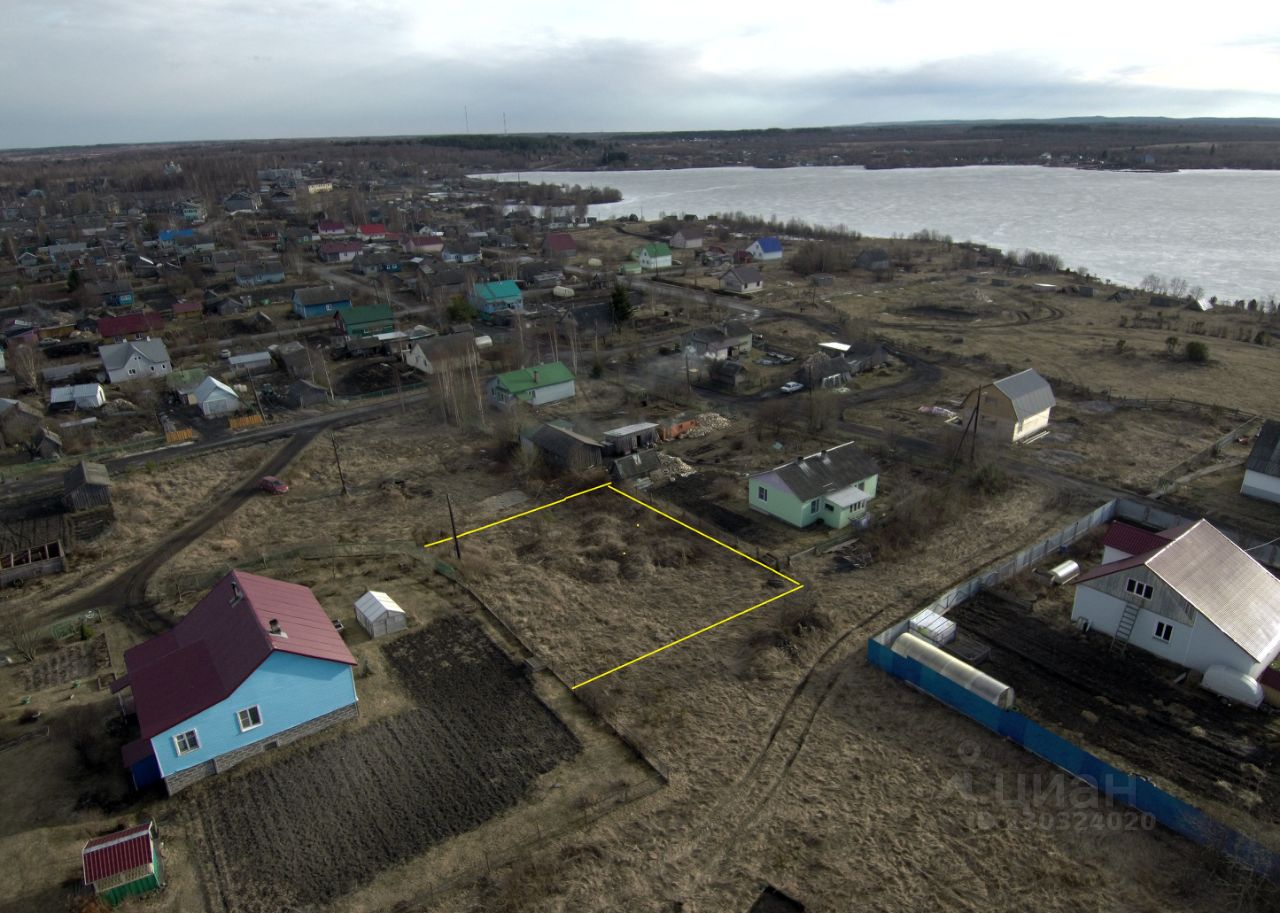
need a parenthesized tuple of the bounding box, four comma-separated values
(635, 242, 673, 270)
(1241, 420, 1280, 504)
(610, 449, 663, 485)
(177, 200, 207, 224)
(721, 265, 764, 294)
(685, 321, 753, 361)
(470, 279, 524, 314)
(112, 570, 358, 794)
(87, 279, 135, 308)
(170, 297, 203, 320)
(234, 259, 286, 287)
(99, 339, 172, 384)
(746, 237, 783, 262)
(517, 260, 565, 287)
(292, 286, 352, 319)
(403, 234, 444, 256)
(1071, 519, 1280, 707)
(319, 240, 364, 263)
(489, 361, 576, 407)
(442, 242, 482, 264)
(336, 303, 395, 339)
(357, 223, 388, 241)
(818, 340, 888, 375)
(748, 441, 880, 530)
(285, 379, 329, 408)
(316, 220, 347, 238)
(959, 368, 1055, 443)
(403, 331, 477, 375)
(97, 311, 165, 341)
(49, 383, 106, 411)
(227, 352, 274, 375)
(82, 821, 164, 906)
(670, 225, 704, 249)
(520, 422, 604, 473)
(542, 232, 577, 260)
(191, 376, 241, 417)
(222, 190, 261, 213)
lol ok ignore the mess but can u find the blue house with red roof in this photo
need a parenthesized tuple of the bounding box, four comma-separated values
(113, 571, 358, 794)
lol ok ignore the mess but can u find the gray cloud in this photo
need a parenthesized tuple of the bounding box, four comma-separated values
(2, 31, 1278, 148)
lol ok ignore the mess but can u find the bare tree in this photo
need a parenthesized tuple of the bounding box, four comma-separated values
(8, 343, 41, 391)
(0, 613, 43, 663)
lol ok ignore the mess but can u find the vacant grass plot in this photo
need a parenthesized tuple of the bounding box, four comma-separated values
(447, 486, 799, 689)
(186, 617, 579, 913)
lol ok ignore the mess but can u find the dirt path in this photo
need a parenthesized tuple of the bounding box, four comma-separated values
(60, 427, 321, 636)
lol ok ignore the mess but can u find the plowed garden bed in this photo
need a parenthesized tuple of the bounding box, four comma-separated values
(186, 616, 580, 913)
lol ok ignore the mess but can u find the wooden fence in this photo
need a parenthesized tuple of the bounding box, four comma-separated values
(227, 413, 264, 431)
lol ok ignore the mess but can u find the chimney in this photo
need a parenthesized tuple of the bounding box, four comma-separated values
(268, 619, 282, 635)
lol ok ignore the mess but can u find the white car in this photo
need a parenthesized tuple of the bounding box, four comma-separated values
(780, 381, 804, 394)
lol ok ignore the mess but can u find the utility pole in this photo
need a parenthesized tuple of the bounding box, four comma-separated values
(330, 434, 349, 496)
(317, 343, 334, 401)
(445, 491, 462, 560)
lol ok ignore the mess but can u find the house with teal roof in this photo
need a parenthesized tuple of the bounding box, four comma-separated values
(470, 279, 524, 314)
(489, 361, 576, 407)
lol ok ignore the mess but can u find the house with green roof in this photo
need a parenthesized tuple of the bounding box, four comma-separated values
(633, 242, 672, 270)
(469, 279, 524, 314)
(335, 303, 395, 339)
(489, 361, 576, 407)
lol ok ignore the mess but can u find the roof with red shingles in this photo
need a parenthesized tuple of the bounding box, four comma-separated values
(116, 571, 355, 740)
(1101, 521, 1177, 558)
(82, 822, 156, 884)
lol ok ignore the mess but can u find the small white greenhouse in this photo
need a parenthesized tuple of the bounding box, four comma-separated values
(354, 590, 407, 638)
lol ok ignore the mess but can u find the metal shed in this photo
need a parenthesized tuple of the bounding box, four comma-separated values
(354, 590, 407, 638)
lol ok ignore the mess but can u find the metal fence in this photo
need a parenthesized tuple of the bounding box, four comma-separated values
(867, 638, 1280, 883)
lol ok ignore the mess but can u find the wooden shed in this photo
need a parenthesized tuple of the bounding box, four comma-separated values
(355, 590, 408, 638)
(63, 461, 112, 512)
(82, 821, 164, 906)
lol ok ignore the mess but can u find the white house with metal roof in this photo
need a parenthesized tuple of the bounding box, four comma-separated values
(1241, 420, 1280, 504)
(98, 339, 172, 385)
(191, 376, 242, 417)
(747, 441, 879, 530)
(1070, 519, 1280, 706)
(959, 368, 1055, 443)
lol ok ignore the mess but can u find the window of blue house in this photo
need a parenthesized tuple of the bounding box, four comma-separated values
(174, 729, 200, 755)
(758, 487, 767, 502)
(237, 705, 263, 732)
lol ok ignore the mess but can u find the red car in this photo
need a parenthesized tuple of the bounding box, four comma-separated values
(259, 476, 289, 495)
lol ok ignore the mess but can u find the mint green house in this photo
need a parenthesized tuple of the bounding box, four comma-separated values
(747, 442, 879, 530)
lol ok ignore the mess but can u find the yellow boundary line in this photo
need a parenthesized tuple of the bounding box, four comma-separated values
(423, 482, 804, 689)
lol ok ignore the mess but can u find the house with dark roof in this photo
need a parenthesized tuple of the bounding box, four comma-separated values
(1241, 420, 1280, 504)
(234, 259, 286, 287)
(542, 232, 577, 260)
(685, 321, 753, 361)
(98, 311, 165, 341)
(335, 303, 395, 339)
(1071, 519, 1280, 706)
(748, 441, 879, 530)
(111, 570, 358, 793)
(319, 240, 364, 263)
(520, 423, 603, 473)
(959, 368, 1055, 443)
(87, 279, 135, 308)
(670, 225, 704, 250)
(316, 219, 347, 238)
(292, 286, 352, 318)
(64, 460, 112, 512)
(721, 265, 764, 294)
(403, 331, 477, 375)
(82, 821, 164, 905)
(610, 448, 662, 484)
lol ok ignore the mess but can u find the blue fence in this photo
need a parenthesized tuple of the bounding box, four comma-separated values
(867, 637, 1280, 881)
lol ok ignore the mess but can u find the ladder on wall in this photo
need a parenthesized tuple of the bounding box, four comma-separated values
(1111, 603, 1141, 655)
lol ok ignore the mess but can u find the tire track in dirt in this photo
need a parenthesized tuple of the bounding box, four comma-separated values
(62, 427, 321, 636)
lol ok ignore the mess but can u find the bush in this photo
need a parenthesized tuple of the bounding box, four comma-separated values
(1185, 340, 1210, 363)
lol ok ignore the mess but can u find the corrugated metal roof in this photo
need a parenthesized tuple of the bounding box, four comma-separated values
(1078, 520, 1280, 662)
(1246, 420, 1280, 478)
(604, 422, 658, 438)
(496, 361, 574, 396)
(98, 339, 169, 372)
(991, 368, 1055, 421)
(749, 441, 878, 502)
(121, 571, 355, 740)
(82, 822, 155, 884)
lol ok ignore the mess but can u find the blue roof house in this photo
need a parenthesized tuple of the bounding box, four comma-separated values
(292, 286, 353, 319)
(747, 237, 783, 261)
(470, 279, 524, 314)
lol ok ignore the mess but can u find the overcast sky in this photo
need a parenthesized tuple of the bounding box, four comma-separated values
(5, 0, 1280, 148)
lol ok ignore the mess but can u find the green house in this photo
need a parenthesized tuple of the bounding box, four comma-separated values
(489, 361, 576, 407)
(82, 821, 164, 906)
(335, 303, 395, 339)
(632, 242, 672, 269)
(747, 441, 879, 530)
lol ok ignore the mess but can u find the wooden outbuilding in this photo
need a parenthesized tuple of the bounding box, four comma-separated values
(82, 821, 164, 906)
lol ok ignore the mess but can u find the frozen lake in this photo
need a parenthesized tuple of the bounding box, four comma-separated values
(481, 165, 1280, 303)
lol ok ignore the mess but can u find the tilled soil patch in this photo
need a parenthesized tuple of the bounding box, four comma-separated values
(188, 616, 579, 913)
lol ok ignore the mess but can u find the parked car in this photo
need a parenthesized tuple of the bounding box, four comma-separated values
(780, 381, 805, 394)
(219, 348, 232, 359)
(259, 475, 289, 494)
